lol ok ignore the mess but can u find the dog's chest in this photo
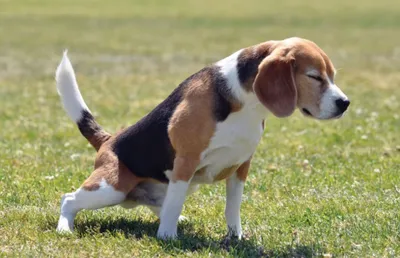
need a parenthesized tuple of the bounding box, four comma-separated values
(193, 105, 265, 183)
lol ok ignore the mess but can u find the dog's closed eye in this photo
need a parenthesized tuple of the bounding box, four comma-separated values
(307, 74, 323, 83)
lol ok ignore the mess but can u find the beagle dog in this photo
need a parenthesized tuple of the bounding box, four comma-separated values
(55, 37, 350, 239)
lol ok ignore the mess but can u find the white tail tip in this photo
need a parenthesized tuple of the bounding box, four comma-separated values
(55, 50, 90, 122)
(56, 50, 72, 84)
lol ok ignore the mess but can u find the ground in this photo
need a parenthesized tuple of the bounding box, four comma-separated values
(0, 0, 399, 257)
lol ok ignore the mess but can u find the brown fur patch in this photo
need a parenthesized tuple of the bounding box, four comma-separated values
(254, 48, 297, 117)
(87, 133, 111, 152)
(82, 139, 144, 193)
(295, 74, 323, 115)
(213, 165, 240, 182)
(168, 70, 220, 182)
(169, 156, 201, 182)
(236, 159, 251, 182)
(230, 100, 243, 113)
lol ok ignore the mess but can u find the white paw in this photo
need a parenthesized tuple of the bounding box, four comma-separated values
(56, 224, 73, 234)
(157, 228, 177, 240)
(227, 226, 242, 240)
(56, 215, 74, 233)
(178, 215, 187, 222)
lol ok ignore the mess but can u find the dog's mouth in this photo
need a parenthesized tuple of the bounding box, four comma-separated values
(302, 108, 346, 120)
(302, 108, 313, 117)
(331, 111, 344, 119)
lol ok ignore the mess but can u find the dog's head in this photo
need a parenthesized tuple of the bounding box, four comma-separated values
(253, 37, 349, 120)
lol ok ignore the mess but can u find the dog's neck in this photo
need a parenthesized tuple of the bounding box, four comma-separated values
(215, 42, 275, 111)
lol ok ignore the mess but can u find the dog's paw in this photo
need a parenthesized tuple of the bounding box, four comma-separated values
(178, 215, 188, 222)
(56, 226, 73, 234)
(227, 227, 242, 240)
(56, 215, 74, 234)
(156, 229, 177, 240)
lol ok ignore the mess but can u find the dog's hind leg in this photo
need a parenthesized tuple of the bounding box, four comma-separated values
(57, 152, 141, 233)
(57, 178, 127, 233)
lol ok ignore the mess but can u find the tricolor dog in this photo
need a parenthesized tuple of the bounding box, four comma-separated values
(55, 37, 350, 239)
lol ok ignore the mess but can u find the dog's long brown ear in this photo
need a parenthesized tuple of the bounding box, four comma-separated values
(253, 49, 297, 117)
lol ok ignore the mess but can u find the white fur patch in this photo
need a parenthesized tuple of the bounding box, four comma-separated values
(157, 180, 189, 239)
(216, 49, 260, 105)
(55, 51, 90, 122)
(225, 173, 244, 238)
(57, 179, 125, 233)
(318, 83, 348, 119)
(193, 99, 265, 184)
(216, 50, 245, 102)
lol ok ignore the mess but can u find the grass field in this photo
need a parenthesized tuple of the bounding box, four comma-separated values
(1, 0, 400, 257)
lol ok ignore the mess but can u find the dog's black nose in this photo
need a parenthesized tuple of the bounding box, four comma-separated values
(335, 98, 350, 113)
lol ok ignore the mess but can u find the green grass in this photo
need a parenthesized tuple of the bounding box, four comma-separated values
(1, 0, 400, 257)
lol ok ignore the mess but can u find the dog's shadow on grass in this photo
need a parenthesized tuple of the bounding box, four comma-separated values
(46, 217, 319, 257)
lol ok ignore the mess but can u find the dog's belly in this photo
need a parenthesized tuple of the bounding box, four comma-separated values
(125, 181, 168, 207)
(124, 181, 199, 207)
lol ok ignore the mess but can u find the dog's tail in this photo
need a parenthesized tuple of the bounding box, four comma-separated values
(55, 51, 111, 151)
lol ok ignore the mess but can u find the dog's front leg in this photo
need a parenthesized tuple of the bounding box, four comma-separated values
(225, 160, 251, 239)
(157, 155, 199, 239)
